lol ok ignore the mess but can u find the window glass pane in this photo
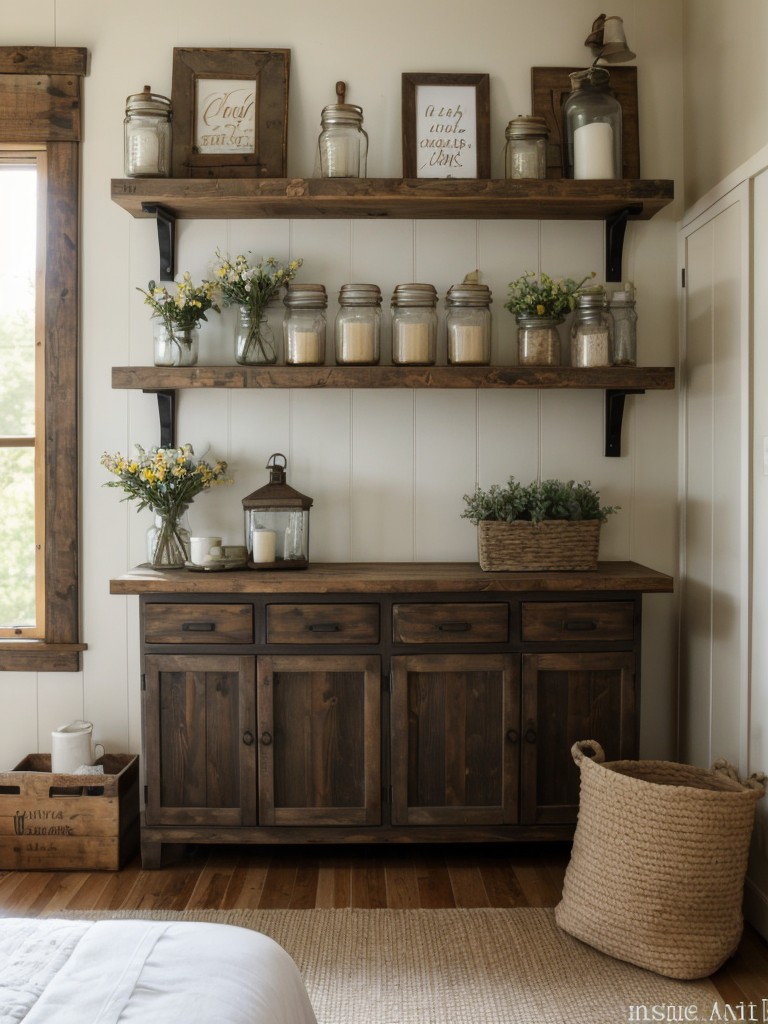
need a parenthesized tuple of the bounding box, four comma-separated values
(0, 166, 36, 437)
(0, 447, 36, 628)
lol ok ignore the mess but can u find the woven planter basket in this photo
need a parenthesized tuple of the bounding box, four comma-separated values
(477, 519, 601, 571)
(555, 740, 766, 979)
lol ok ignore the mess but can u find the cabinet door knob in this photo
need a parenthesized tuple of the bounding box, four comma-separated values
(242, 731, 254, 746)
(525, 727, 537, 744)
(506, 729, 520, 744)
(260, 731, 273, 746)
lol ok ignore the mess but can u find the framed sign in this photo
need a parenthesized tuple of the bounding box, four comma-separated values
(402, 72, 490, 179)
(171, 47, 290, 178)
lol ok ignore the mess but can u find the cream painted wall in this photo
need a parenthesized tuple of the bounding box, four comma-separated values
(683, 0, 768, 207)
(1, 1, 683, 768)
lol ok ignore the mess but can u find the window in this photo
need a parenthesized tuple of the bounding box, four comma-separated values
(0, 47, 87, 671)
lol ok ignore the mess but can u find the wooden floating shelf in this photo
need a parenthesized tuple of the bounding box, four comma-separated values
(111, 176, 674, 221)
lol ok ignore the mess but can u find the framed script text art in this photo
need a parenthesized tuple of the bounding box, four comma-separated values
(402, 73, 490, 179)
(171, 47, 290, 178)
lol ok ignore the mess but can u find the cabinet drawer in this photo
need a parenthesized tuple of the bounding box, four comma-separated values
(521, 601, 634, 642)
(393, 603, 509, 644)
(266, 603, 379, 644)
(144, 603, 254, 644)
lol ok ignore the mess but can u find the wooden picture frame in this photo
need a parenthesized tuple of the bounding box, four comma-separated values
(171, 47, 290, 178)
(402, 72, 490, 179)
(531, 66, 639, 180)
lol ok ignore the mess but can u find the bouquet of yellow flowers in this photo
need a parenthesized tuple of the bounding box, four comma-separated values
(504, 270, 595, 321)
(137, 273, 220, 332)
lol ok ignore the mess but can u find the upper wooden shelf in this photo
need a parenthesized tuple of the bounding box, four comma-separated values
(110, 177, 674, 222)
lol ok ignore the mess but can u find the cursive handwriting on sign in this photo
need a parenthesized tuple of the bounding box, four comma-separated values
(195, 78, 258, 155)
(415, 85, 478, 178)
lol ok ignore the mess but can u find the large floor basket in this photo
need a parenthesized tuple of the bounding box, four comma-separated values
(555, 740, 765, 979)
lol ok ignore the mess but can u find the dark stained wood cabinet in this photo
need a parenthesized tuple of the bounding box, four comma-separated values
(114, 561, 673, 866)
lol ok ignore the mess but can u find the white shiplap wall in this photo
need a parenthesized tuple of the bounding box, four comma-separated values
(1, 0, 683, 767)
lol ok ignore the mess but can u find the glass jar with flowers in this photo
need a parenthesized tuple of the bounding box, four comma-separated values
(208, 250, 304, 365)
(505, 270, 595, 366)
(138, 274, 220, 367)
(100, 443, 232, 568)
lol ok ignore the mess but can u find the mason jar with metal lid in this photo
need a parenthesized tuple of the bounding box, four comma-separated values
(335, 283, 381, 364)
(317, 103, 368, 177)
(570, 286, 614, 367)
(504, 116, 548, 180)
(283, 284, 328, 365)
(390, 284, 438, 365)
(124, 85, 172, 178)
(445, 283, 492, 365)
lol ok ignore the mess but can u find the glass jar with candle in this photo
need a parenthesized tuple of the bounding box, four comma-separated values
(570, 287, 614, 367)
(445, 283, 492, 365)
(504, 116, 548, 180)
(390, 284, 438, 366)
(335, 284, 382, 364)
(609, 283, 638, 365)
(317, 104, 368, 178)
(124, 85, 172, 178)
(283, 284, 328, 365)
(563, 67, 622, 180)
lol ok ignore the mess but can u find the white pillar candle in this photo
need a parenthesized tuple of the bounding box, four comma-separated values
(251, 528, 277, 563)
(448, 324, 486, 364)
(289, 330, 322, 364)
(339, 321, 375, 363)
(573, 122, 615, 179)
(129, 130, 160, 175)
(394, 322, 431, 364)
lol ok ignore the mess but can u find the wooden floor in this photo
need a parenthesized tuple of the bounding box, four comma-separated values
(1, 842, 767, 1006)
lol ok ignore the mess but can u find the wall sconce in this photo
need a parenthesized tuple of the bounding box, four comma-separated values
(584, 14, 636, 64)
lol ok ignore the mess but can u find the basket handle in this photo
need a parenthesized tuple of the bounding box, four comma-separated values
(712, 759, 767, 797)
(571, 740, 606, 766)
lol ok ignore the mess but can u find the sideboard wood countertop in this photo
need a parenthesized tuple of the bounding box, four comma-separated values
(109, 560, 674, 596)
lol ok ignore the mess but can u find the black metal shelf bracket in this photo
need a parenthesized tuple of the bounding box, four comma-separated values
(141, 203, 176, 281)
(605, 388, 644, 457)
(142, 389, 177, 448)
(605, 205, 641, 283)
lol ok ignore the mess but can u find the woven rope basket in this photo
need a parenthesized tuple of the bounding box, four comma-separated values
(554, 740, 765, 979)
(477, 520, 600, 571)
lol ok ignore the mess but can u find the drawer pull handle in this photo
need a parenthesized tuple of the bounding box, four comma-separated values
(563, 619, 598, 632)
(260, 731, 273, 746)
(242, 731, 254, 746)
(506, 729, 520, 744)
(437, 622, 471, 632)
(525, 727, 537, 744)
(182, 621, 216, 632)
(307, 623, 340, 632)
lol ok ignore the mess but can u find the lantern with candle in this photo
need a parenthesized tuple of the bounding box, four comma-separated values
(242, 454, 313, 570)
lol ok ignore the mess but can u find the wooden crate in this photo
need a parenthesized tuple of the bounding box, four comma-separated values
(0, 753, 139, 870)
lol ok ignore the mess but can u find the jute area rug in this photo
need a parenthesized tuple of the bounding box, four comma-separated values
(52, 907, 723, 1024)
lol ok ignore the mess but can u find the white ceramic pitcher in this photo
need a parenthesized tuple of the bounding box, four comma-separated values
(51, 720, 104, 774)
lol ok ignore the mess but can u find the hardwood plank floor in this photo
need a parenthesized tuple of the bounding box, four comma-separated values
(0, 841, 766, 1005)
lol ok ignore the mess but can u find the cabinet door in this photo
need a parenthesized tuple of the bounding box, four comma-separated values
(143, 655, 257, 827)
(390, 654, 519, 826)
(257, 655, 381, 826)
(520, 651, 636, 825)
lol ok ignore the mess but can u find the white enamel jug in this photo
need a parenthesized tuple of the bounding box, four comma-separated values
(51, 720, 104, 774)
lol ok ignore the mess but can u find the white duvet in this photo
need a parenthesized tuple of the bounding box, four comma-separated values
(0, 918, 317, 1024)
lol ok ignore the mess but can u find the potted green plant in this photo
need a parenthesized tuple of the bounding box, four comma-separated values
(461, 476, 618, 571)
(505, 270, 595, 366)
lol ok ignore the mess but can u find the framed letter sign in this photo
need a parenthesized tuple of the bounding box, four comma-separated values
(402, 72, 490, 179)
(171, 47, 290, 178)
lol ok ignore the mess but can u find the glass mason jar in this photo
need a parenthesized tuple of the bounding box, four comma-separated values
(283, 284, 328, 365)
(146, 512, 190, 566)
(124, 85, 172, 178)
(317, 103, 368, 178)
(235, 305, 277, 365)
(445, 283, 492, 365)
(335, 283, 382, 365)
(517, 317, 563, 366)
(610, 283, 638, 366)
(563, 67, 622, 180)
(504, 116, 548, 180)
(570, 288, 614, 367)
(153, 322, 198, 366)
(390, 284, 438, 365)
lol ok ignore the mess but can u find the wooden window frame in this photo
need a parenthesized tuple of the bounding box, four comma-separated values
(0, 47, 88, 671)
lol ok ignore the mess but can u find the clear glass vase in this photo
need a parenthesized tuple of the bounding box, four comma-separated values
(517, 317, 563, 366)
(146, 513, 190, 566)
(148, 510, 190, 568)
(235, 306, 277, 365)
(153, 323, 198, 366)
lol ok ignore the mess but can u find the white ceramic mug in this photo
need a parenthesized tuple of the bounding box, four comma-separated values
(51, 720, 105, 774)
(189, 536, 222, 565)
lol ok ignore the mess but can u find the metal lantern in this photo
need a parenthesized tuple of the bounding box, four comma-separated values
(242, 453, 313, 569)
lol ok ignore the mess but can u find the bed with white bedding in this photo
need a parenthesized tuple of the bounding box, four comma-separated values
(0, 918, 318, 1023)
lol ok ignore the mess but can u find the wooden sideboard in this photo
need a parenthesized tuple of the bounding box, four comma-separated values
(110, 561, 673, 868)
